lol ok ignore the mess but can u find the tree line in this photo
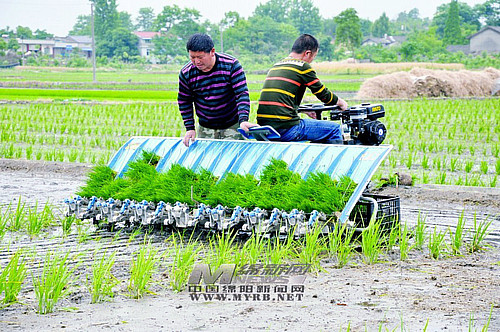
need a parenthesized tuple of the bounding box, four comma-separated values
(1, 0, 499, 66)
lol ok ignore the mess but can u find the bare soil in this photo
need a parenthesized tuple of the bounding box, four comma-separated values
(0, 159, 499, 331)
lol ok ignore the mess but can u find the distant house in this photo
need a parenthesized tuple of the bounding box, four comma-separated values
(16, 36, 92, 58)
(133, 31, 160, 63)
(467, 26, 500, 53)
(361, 35, 406, 47)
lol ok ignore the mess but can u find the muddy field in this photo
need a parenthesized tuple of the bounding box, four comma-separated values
(0, 159, 499, 331)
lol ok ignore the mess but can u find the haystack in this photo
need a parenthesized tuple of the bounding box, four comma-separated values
(356, 67, 500, 99)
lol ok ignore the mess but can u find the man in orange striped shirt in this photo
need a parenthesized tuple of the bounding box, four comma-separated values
(256, 34, 348, 144)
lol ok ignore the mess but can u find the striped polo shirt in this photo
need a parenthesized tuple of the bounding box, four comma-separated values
(257, 57, 338, 130)
(178, 53, 250, 131)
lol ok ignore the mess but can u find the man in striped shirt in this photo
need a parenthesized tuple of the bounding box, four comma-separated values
(178, 33, 257, 147)
(257, 34, 348, 144)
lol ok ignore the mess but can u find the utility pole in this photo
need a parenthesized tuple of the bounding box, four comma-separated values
(91, 2, 97, 83)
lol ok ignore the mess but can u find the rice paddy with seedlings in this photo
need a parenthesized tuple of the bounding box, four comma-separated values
(0, 65, 498, 330)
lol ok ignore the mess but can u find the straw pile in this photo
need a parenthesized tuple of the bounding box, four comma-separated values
(356, 67, 500, 99)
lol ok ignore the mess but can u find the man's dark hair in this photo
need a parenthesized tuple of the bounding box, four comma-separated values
(186, 33, 214, 53)
(291, 34, 319, 53)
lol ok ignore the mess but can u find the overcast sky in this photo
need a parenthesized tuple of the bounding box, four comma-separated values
(1, 0, 487, 36)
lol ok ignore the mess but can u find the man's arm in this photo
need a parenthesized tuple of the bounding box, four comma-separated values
(303, 68, 347, 109)
(229, 59, 252, 124)
(178, 71, 197, 146)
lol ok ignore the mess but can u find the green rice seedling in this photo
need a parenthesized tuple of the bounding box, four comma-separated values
(33, 251, 78, 314)
(295, 225, 326, 273)
(450, 157, 460, 172)
(399, 222, 411, 261)
(480, 161, 488, 175)
(469, 145, 475, 156)
(386, 222, 399, 252)
(421, 171, 430, 184)
(469, 213, 493, 253)
(88, 250, 119, 303)
(414, 212, 427, 251)
(428, 226, 447, 260)
(489, 176, 497, 188)
(264, 232, 295, 265)
(468, 304, 493, 332)
(241, 231, 267, 265)
(8, 198, 26, 232)
(76, 225, 92, 243)
(26, 202, 53, 237)
(0, 249, 27, 304)
(404, 153, 413, 169)
(465, 160, 474, 173)
(493, 145, 499, 158)
(60, 215, 77, 236)
(496, 158, 500, 175)
(421, 155, 429, 169)
(169, 233, 201, 292)
(436, 171, 447, 185)
(127, 227, 143, 244)
(128, 241, 161, 299)
(449, 211, 467, 255)
(361, 218, 384, 265)
(204, 232, 237, 269)
(327, 222, 355, 268)
(0, 206, 9, 240)
(25, 145, 33, 160)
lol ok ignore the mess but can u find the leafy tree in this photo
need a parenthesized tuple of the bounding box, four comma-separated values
(15, 26, 33, 39)
(474, 0, 500, 26)
(444, 0, 463, 45)
(97, 27, 139, 60)
(118, 12, 134, 32)
(359, 18, 373, 37)
(393, 8, 430, 34)
(317, 34, 334, 60)
(289, 0, 322, 35)
(322, 18, 336, 37)
(334, 8, 362, 53)
(91, 0, 119, 39)
(136, 7, 155, 31)
(0, 39, 7, 56)
(7, 38, 19, 51)
(399, 27, 445, 61)
(224, 16, 297, 59)
(432, 1, 480, 38)
(152, 5, 203, 63)
(372, 12, 390, 37)
(33, 29, 53, 40)
(154, 5, 186, 32)
(70, 15, 91, 36)
(220, 11, 240, 29)
(253, 0, 290, 24)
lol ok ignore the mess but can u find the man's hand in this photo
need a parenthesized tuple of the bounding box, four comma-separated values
(183, 130, 196, 147)
(304, 111, 317, 119)
(239, 121, 258, 132)
(336, 97, 348, 111)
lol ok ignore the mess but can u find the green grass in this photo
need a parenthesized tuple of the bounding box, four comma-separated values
(128, 240, 161, 299)
(88, 249, 119, 303)
(168, 233, 201, 292)
(361, 219, 384, 265)
(428, 227, 447, 260)
(0, 249, 27, 305)
(469, 213, 493, 253)
(33, 251, 78, 314)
